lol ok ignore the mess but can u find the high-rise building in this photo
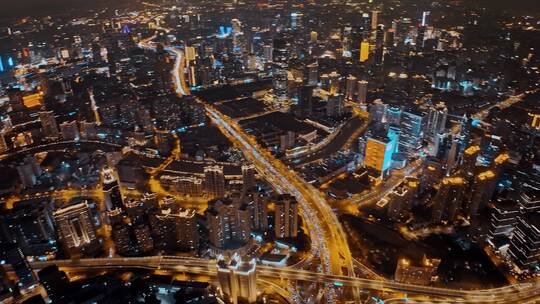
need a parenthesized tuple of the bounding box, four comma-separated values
(245, 187, 268, 231)
(205, 198, 251, 248)
(368, 99, 387, 125)
(431, 176, 466, 223)
(310, 31, 318, 43)
(518, 184, 540, 213)
(37, 265, 70, 304)
(102, 166, 123, 210)
(488, 199, 519, 241)
(59, 121, 80, 141)
(356, 80, 368, 104)
(274, 194, 298, 239)
(364, 133, 397, 175)
(217, 254, 257, 304)
(326, 93, 344, 117)
(150, 207, 199, 252)
(79, 121, 97, 140)
(360, 41, 370, 63)
(242, 165, 256, 193)
(399, 110, 425, 155)
(467, 170, 498, 218)
(38, 111, 59, 139)
(425, 102, 447, 139)
(306, 62, 318, 86)
(371, 10, 380, 30)
(386, 106, 401, 127)
(387, 178, 418, 220)
(345, 75, 357, 100)
(461, 145, 480, 179)
(508, 213, 540, 270)
(0, 132, 8, 153)
(133, 221, 154, 253)
(272, 38, 288, 100)
(3, 245, 37, 290)
(204, 165, 226, 198)
(53, 202, 100, 257)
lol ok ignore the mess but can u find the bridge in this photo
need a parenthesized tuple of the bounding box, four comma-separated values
(5, 256, 538, 303)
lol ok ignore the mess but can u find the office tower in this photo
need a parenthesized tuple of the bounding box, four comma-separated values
(206, 198, 251, 248)
(272, 38, 288, 100)
(399, 110, 425, 155)
(364, 133, 397, 175)
(488, 199, 519, 240)
(310, 31, 318, 43)
(38, 265, 70, 304)
(38, 111, 59, 139)
(328, 71, 340, 94)
(360, 41, 370, 62)
(59, 121, 80, 140)
(150, 207, 199, 252)
(204, 165, 225, 198)
(217, 254, 257, 304)
(368, 99, 387, 125)
(508, 213, 540, 270)
(295, 85, 314, 118)
(416, 26, 426, 49)
(394, 256, 440, 285)
(102, 166, 123, 210)
(79, 121, 97, 140)
(263, 44, 273, 62)
(274, 194, 298, 239)
(386, 106, 401, 127)
(467, 170, 498, 218)
(185, 46, 197, 61)
(371, 10, 380, 30)
(445, 135, 460, 173)
(242, 164, 256, 193)
(326, 93, 344, 117)
(356, 80, 368, 103)
(519, 184, 540, 213)
(246, 188, 268, 231)
(53, 202, 100, 257)
(462, 145, 480, 179)
(431, 176, 466, 223)
(425, 102, 447, 139)
(345, 75, 357, 100)
(4, 245, 37, 290)
(306, 62, 318, 86)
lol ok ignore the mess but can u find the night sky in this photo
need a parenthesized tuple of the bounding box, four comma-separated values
(0, 0, 539, 19)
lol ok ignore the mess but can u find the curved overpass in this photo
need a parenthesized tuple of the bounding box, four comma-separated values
(0, 140, 122, 162)
(12, 256, 539, 303)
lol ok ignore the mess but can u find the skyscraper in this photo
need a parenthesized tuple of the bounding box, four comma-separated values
(53, 202, 100, 257)
(360, 41, 370, 63)
(246, 187, 268, 231)
(204, 165, 226, 198)
(150, 207, 198, 252)
(3, 245, 37, 291)
(345, 75, 357, 100)
(356, 80, 368, 104)
(274, 194, 298, 239)
(399, 110, 425, 155)
(102, 166, 123, 210)
(364, 133, 397, 175)
(425, 102, 447, 139)
(38, 111, 59, 139)
(272, 38, 288, 100)
(508, 213, 540, 270)
(431, 176, 466, 223)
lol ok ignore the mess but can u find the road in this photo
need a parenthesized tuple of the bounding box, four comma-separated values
(9, 256, 539, 303)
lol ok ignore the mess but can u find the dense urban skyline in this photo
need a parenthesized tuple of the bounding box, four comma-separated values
(0, 0, 538, 303)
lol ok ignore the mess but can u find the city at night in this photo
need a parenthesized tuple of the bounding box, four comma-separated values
(0, 0, 538, 303)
